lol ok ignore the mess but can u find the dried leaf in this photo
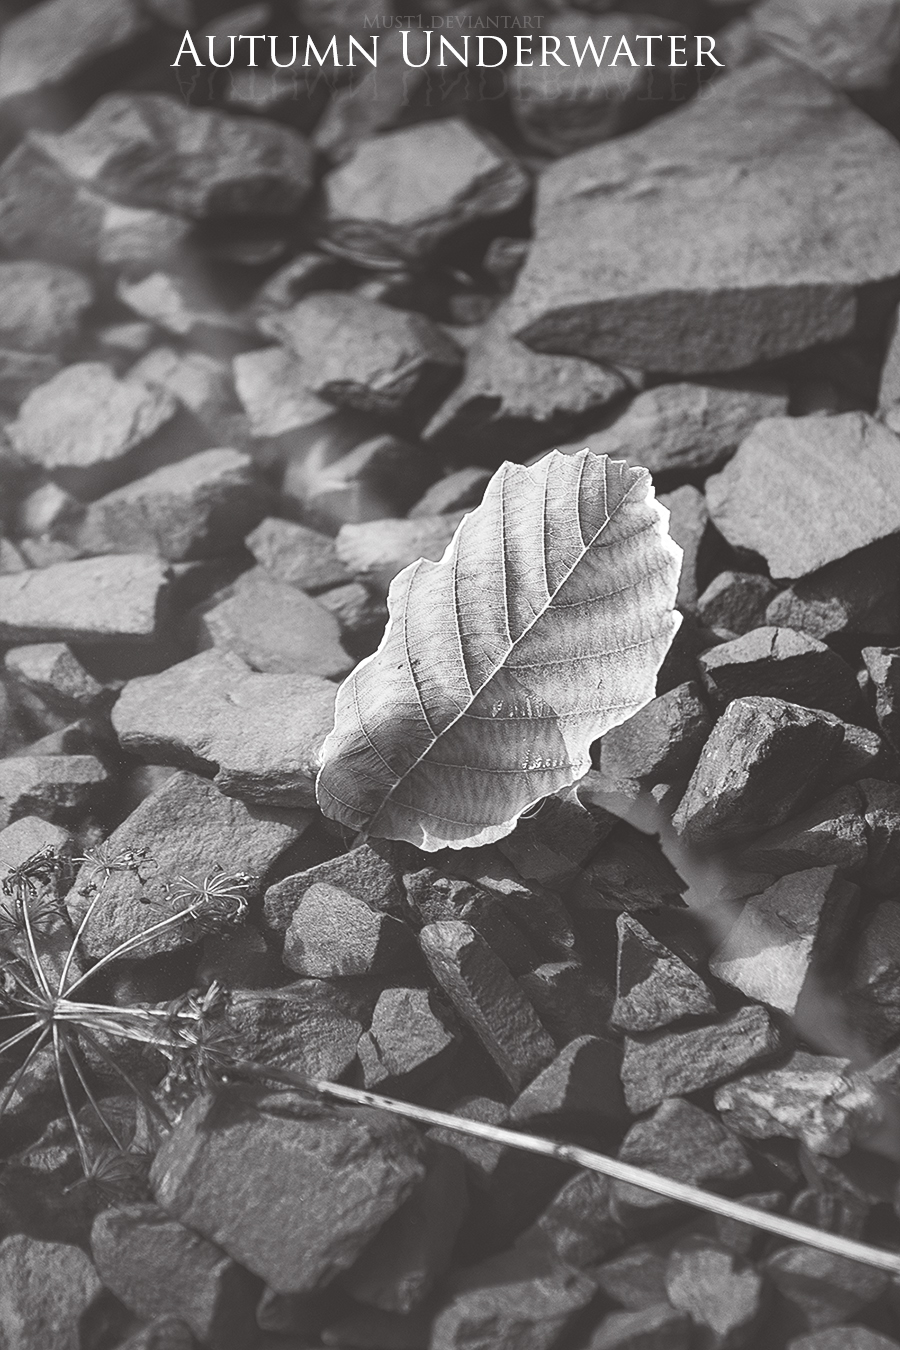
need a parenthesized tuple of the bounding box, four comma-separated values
(316, 450, 682, 850)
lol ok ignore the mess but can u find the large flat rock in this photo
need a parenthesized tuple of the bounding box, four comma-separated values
(505, 58, 900, 374)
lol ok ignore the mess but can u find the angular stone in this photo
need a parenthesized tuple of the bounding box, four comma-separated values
(0, 754, 108, 829)
(233, 346, 332, 440)
(423, 301, 627, 459)
(260, 293, 462, 424)
(246, 516, 351, 594)
(709, 867, 858, 1014)
(506, 60, 900, 374)
(0, 0, 150, 106)
(657, 485, 710, 612)
(0, 814, 71, 879)
(788, 1331, 900, 1350)
(519, 961, 614, 1047)
(857, 778, 900, 895)
(613, 1099, 753, 1227)
(0, 349, 61, 405)
(850, 901, 900, 1044)
(198, 567, 353, 680)
(68, 770, 308, 960)
(699, 626, 860, 720)
(0, 555, 170, 646)
(323, 118, 529, 266)
(409, 467, 492, 519)
(862, 646, 900, 752)
(263, 842, 404, 934)
(131, 346, 239, 440)
(672, 697, 844, 847)
(698, 570, 780, 637)
(113, 1317, 195, 1350)
(35, 92, 314, 219)
(714, 1051, 882, 1157)
(111, 649, 336, 809)
(117, 271, 251, 345)
(8, 361, 185, 499)
(763, 1246, 890, 1332)
(4, 643, 109, 716)
(509, 1035, 627, 1126)
(737, 786, 868, 878)
(76, 449, 268, 561)
(665, 1237, 764, 1347)
(706, 413, 900, 580)
(588, 1304, 692, 1350)
(768, 538, 900, 641)
(282, 881, 417, 978)
(91, 1203, 257, 1350)
(599, 682, 713, 791)
(0, 1234, 103, 1350)
(318, 582, 387, 645)
(335, 513, 462, 594)
(152, 1088, 426, 1294)
(0, 261, 92, 354)
(419, 920, 556, 1092)
(565, 378, 789, 477)
(750, 0, 900, 91)
(227, 982, 366, 1081)
(612, 913, 716, 1034)
(285, 431, 435, 534)
(620, 1006, 784, 1114)
(358, 986, 460, 1092)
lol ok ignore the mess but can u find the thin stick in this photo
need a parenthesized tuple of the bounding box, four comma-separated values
(62, 908, 197, 998)
(234, 1062, 900, 1276)
(60, 1033, 126, 1153)
(0, 1027, 50, 1119)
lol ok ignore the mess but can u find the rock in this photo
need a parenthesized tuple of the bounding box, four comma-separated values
(749, 0, 900, 90)
(409, 467, 492, 519)
(35, 92, 314, 219)
(505, 59, 900, 374)
(763, 1246, 891, 1333)
(0, 555, 171, 645)
(509, 12, 683, 156)
(698, 571, 780, 637)
(8, 362, 187, 500)
(707, 413, 900, 580)
(68, 770, 308, 960)
(599, 682, 713, 791)
(588, 1304, 693, 1350)
(318, 582, 387, 646)
(152, 1089, 425, 1293)
(111, 649, 337, 809)
(788, 1331, 900, 1350)
(849, 901, 900, 1044)
(665, 1236, 764, 1348)
(0, 0, 150, 108)
(0, 754, 108, 829)
(198, 567, 354, 680)
(527, 1172, 623, 1272)
(423, 302, 628, 459)
(117, 271, 250, 346)
(0, 349, 61, 405)
(246, 516, 351, 594)
(738, 785, 868, 879)
(519, 961, 615, 1047)
(699, 626, 860, 720)
(4, 643, 109, 716)
(343, 1142, 467, 1313)
(0, 1234, 104, 1350)
(227, 981, 367, 1081)
(714, 1051, 882, 1157)
(233, 346, 332, 440)
(709, 866, 858, 1014)
(419, 920, 556, 1092)
(862, 646, 900, 751)
(131, 346, 239, 440)
(323, 118, 530, 266)
(564, 379, 789, 478)
(508, 1035, 627, 1127)
(282, 881, 417, 978)
(358, 986, 460, 1092)
(430, 1240, 599, 1350)
(657, 485, 711, 612)
(114, 1318, 196, 1350)
(612, 913, 716, 1033)
(259, 293, 462, 425)
(767, 538, 900, 641)
(0, 262, 92, 355)
(575, 817, 686, 912)
(263, 841, 405, 934)
(285, 431, 435, 534)
(613, 1098, 753, 1227)
(76, 449, 268, 561)
(620, 1005, 784, 1114)
(0, 814, 71, 878)
(91, 1203, 258, 1350)
(335, 514, 462, 594)
(672, 697, 844, 847)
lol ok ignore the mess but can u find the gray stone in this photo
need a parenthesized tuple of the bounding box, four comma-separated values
(509, 1034, 627, 1126)
(714, 1051, 882, 1157)
(0, 349, 61, 406)
(0, 754, 108, 829)
(699, 626, 861, 720)
(323, 118, 529, 266)
(767, 538, 900, 641)
(198, 567, 354, 680)
(737, 785, 868, 879)
(112, 649, 337, 808)
(519, 961, 614, 1047)
(68, 770, 309, 960)
(318, 582, 388, 643)
(862, 645, 900, 751)
(698, 571, 780, 637)
(763, 1246, 890, 1332)
(0, 555, 170, 645)
(706, 413, 900, 580)
(233, 346, 332, 439)
(672, 697, 844, 848)
(409, 467, 492, 519)
(0, 1234, 103, 1350)
(263, 841, 404, 934)
(709, 866, 858, 1014)
(8, 362, 185, 499)
(358, 985, 460, 1092)
(859, 778, 900, 893)
(419, 920, 556, 1092)
(750, 0, 900, 90)
(335, 513, 462, 594)
(0, 0, 150, 105)
(620, 1005, 784, 1114)
(657, 485, 710, 612)
(246, 516, 351, 594)
(130, 346, 239, 441)
(505, 60, 900, 373)
(527, 1172, 623, 1273)
(259, 293, 462, 424)
(589, 1304, 692, 1350)
(599, 682, 713, 791)
(850, 901, 900, 1044)
(4, 643, 109, 716)
(91, 1202, 257, 1350)
(227, 981, 367, 1081)
(152, 1089, 425, 1294)
(613, 913, 716, 1033)
(788, 1330, 900, 1350)
(35, 92, 314, 219)
(0, 261, 92, 354)
(117, 271, 251, 345)
(0, 814, 71, 877)
(563, 378, 789, 477)
(282, 881, 417, 978)
(76, 449, 268, 561)
(285, 431, 435, 534)
(112, 1317, 195, 1350)
(665, 1237, 764, 1348)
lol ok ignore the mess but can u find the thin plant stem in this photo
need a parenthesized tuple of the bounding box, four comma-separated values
(61, 1035, 126, 1153)
(19, 893, 52, 1002)
(0, 1027, 50, 1120)
(0, 1021, 44, 1059)
(62, 908, 199, 999)
(57, 886, 107, 997)
(51, 1025, 90, 1171)
(76, 1025, 171, 1126)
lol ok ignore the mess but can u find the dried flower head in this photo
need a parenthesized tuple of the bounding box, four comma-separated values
(163, 868, 255, 935)
(74, 844, 158, 895)
(1, 846, 63, 900)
